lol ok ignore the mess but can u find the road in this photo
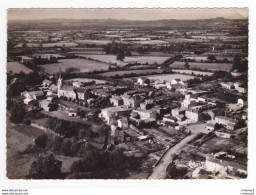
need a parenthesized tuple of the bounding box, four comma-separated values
(148, 122, 206, 179)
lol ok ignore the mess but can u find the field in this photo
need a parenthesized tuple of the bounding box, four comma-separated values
(172, 69, 213, 76)
(130, 40, 169, 45)
(7, 61, 32, 74)
(15, 42, 78, 48)
(38, 58, 109, 74)
(99, 69, 163, 77)
(65, 78, 107, 84)
(171, 61, 233, 72)
(74, 40, 112, 45)
(147, 73, 195, 82)
(79, 54, 170, 66)
(79, 54, 128, 66)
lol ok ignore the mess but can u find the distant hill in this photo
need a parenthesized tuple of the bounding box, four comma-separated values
(8, 18, 248, 29)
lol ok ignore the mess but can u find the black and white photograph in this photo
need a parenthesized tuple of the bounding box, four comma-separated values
(1, 2, 256, 195)
(5, 8, 249, 180)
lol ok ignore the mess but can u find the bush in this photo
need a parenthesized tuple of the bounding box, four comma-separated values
(34, 134, 48, 149)
(23, 118, 31, 125)
(28, 154, 62, 179)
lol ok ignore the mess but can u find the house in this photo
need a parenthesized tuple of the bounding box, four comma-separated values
(18, 56, 34, 64)
(220, 82, 234, 90)
(215, 116, 238, 130)
(122, 93, 145, 108)
(47, 94, 58, 102)
(111, 125, 125, 143)
(133, 108, 157, 120)
(163, 115, 178, 123)
(208, 108, 225, 120)
(49, 84, 58, 93)
(205, 157, 247, 176)
(231, 70, 242, 77)
(73, 82, 83, 88)
(68, 111, 77, 117)
(171, 78, 183, 85)
(42, 79, 53, 87)
(205, 123, 216, 132)
(171, 108, 186, 118)
(23, 91, 45, 100)
(237, 99, 244, 107)
(24, 98, 35, 105)
(234, 82, 243, 89)
(117, 118, 129, 130)
(236, 86, 247, 94)
(39, 99, 55, 112)
(110, 95, 123, 106)
(137, 77, 148, 85)
(185, 108, 203, 122)
(140, 99, 154, 110)
(181, 98, 197, 108)
(215, 129, 232, 139)
(99, 106, 132, 124)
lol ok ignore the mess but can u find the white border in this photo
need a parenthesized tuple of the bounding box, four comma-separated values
(1, 1, 256, 194)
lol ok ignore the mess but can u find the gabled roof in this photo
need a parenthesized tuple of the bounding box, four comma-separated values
(27, 91, 44, 96)
(43, 79, 52, 85)
(74, 87, 87, 94)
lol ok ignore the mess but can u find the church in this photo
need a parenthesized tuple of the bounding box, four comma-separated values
(57, 72, 88, 101)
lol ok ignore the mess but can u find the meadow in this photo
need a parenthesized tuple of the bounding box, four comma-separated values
(172, 69, 213, 76)
(99, 69, 163, 77)
(14, 42, 78, 48)
(74, 40, 112, 45)
(147, 74, 196, 82)
(38, 58, 109, 74)
(65, 78, 106, 84)
(79, 54, 170, 66)
(7, 61, 32, 74)
(171, 61, 233, 72)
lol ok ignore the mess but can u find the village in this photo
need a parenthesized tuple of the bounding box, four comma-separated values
(6, 16, 248, 179)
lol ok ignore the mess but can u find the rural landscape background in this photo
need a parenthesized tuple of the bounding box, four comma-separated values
(6, 9, 248, 179)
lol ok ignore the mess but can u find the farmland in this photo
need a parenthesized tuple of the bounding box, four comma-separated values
(38, 58, 109, 74)
(170, 61, 233, 72)
(172, 69, 213, 76)
(99, 69, 163, 77)
(74, 40, 112, 45)
(65, 78, 107, 84)
(147, 73, 196, 82)
(7, 61, 32, 74)
(79, 54, 170, 66)
(14, 42, 78, 48)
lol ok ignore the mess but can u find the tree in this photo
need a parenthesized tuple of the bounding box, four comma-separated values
(207, 55, 217, 62)
(9, 103, 26, 123)
(34, 134, 48, 148)
(116, 51, 125, 61)
(28, 154, 62, 179)
(184, 60, 190, 70)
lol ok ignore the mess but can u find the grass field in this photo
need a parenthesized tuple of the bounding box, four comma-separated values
(74, 40, 112, 45)
(7, 61, 32, 74)
(99, 69, 163, 77)
(39, 58, 109, 74)
(79, 54, 170, 66)
(15, 42, 78, 48)
(79, 54, 128, 66)
(147, 73, 195, 82)
(66, 78, 107, 84)
(172, 69, 213, 76)
(171, 61, 233, 72)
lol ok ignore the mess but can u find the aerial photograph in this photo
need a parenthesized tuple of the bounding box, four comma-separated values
(6, 8, 248, 179)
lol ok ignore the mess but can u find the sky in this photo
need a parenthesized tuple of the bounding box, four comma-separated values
(8, 8, 248, 21)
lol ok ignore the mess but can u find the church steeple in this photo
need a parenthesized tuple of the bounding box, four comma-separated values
(57, 68, 63, 98)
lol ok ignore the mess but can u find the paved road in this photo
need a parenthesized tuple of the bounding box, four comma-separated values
(148, 122, 206, 179)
